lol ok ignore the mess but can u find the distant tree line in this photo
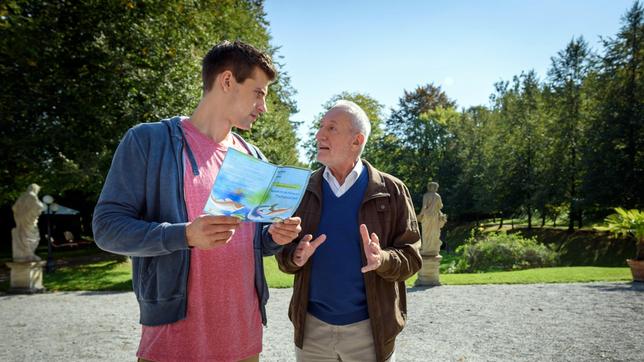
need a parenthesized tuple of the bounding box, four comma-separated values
(0, 1, 640, 242)
(306, 2, 643, 230)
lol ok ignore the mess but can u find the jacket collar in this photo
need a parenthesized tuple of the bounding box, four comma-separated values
(307, 159, 389, 202)
(162, 116, 199, 176)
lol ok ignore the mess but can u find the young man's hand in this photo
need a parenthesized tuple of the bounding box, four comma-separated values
(268, 216, 303, 245)
(360, 224, 382, 273)
(292, 233, 326, 267)
(186, 215, 241, 249)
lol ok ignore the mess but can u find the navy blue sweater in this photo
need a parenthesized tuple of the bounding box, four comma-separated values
(308, 169, 369, 325)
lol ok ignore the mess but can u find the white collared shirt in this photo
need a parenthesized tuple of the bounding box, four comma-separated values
(322, 160, 365, 197)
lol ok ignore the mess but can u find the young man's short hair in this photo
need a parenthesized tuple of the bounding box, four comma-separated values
(202, 40, 276, 92)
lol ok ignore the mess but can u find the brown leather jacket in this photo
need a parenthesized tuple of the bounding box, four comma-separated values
(276, 160, 422, 362)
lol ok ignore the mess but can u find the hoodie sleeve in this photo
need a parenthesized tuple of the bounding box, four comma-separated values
(260, 224, 284, 256)
(92, 128, 189, 257)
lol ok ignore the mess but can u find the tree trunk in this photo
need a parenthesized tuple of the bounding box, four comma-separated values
(625, 31, 637, 208)
(527, 204, 533, 230)
(541, 209, 546, 228)
(568, 106, 577, 232)
(568, 192, 575, 231)
(498, 217, 504, 229)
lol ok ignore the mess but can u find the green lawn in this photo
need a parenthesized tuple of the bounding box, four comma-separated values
(1, 256, 630, 292)
(2, 222, 634, 292)
(409, 266, 631, 286)
(44, 259, 133, 291)
(263, 256, 294, 288)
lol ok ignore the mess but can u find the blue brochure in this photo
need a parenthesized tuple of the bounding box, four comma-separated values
(203, 148, 311, 222)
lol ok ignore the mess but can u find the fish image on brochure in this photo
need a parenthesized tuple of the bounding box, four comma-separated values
(203, 148, 311, 222)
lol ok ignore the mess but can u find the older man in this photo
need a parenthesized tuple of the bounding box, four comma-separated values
(276, 100, 422, 362)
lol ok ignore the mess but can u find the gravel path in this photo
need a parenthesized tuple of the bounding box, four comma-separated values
(0, 282, 642, 361)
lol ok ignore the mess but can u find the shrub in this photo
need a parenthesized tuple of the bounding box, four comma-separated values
(453, 231, 558, 272)
(597, 208, 644, 261)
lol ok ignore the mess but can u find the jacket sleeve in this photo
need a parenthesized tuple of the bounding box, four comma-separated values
(275, 237, 303, 274)
(92, 128, 189, 257)
(375, 182, 422, 282)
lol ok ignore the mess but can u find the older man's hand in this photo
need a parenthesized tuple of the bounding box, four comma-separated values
(268, 217, 303, 245)
(360, 224, 382, 273)
(292, 233, 326, 267)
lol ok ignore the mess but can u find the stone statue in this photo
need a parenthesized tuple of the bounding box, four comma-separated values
(11, 184, 44, 262)
(417, 182, 447, 256)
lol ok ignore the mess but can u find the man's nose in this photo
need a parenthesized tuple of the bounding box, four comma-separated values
(257, 98, 268, 114)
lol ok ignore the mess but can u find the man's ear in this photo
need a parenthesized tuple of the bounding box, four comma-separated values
(218, 70, 235, 92)
(353, 133, 365, 149)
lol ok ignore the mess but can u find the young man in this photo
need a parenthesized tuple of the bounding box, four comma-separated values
(276, 100, 422, 362)
(93, 40, 302, 362)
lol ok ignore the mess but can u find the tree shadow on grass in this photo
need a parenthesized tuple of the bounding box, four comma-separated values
(512, 228, 635, 266)
(44, 259, 132, 292)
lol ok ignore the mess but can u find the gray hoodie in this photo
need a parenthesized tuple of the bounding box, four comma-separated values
(93, 116, 281, 326)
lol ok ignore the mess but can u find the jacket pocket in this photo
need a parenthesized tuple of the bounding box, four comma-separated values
(136, 252, 187, 302)
(363, 198, 390, 247)
(378, 280, 405, 344)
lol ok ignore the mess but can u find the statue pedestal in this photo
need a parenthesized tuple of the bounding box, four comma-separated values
(415, 254, 442, 287)
(6, 261, 46, 293)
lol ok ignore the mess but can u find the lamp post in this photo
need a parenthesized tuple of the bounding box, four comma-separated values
(42, 195, 55, 273)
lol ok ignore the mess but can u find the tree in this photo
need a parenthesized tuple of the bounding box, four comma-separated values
(0, 0, 300, 208)
(385, 84, 457, 208)
(533, 84, 566, 227)
(582, 1, 644, 210)
(479, 80, 523, 227)
(437, 106, 490, 221)
(493, 71, 548, 229)
(547, 36, 593, 230)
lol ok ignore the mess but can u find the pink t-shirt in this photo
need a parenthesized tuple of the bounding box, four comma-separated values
(137, 119, 262, 361)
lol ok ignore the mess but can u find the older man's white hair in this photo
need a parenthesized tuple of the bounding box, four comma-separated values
(329, 100, 371, 154)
